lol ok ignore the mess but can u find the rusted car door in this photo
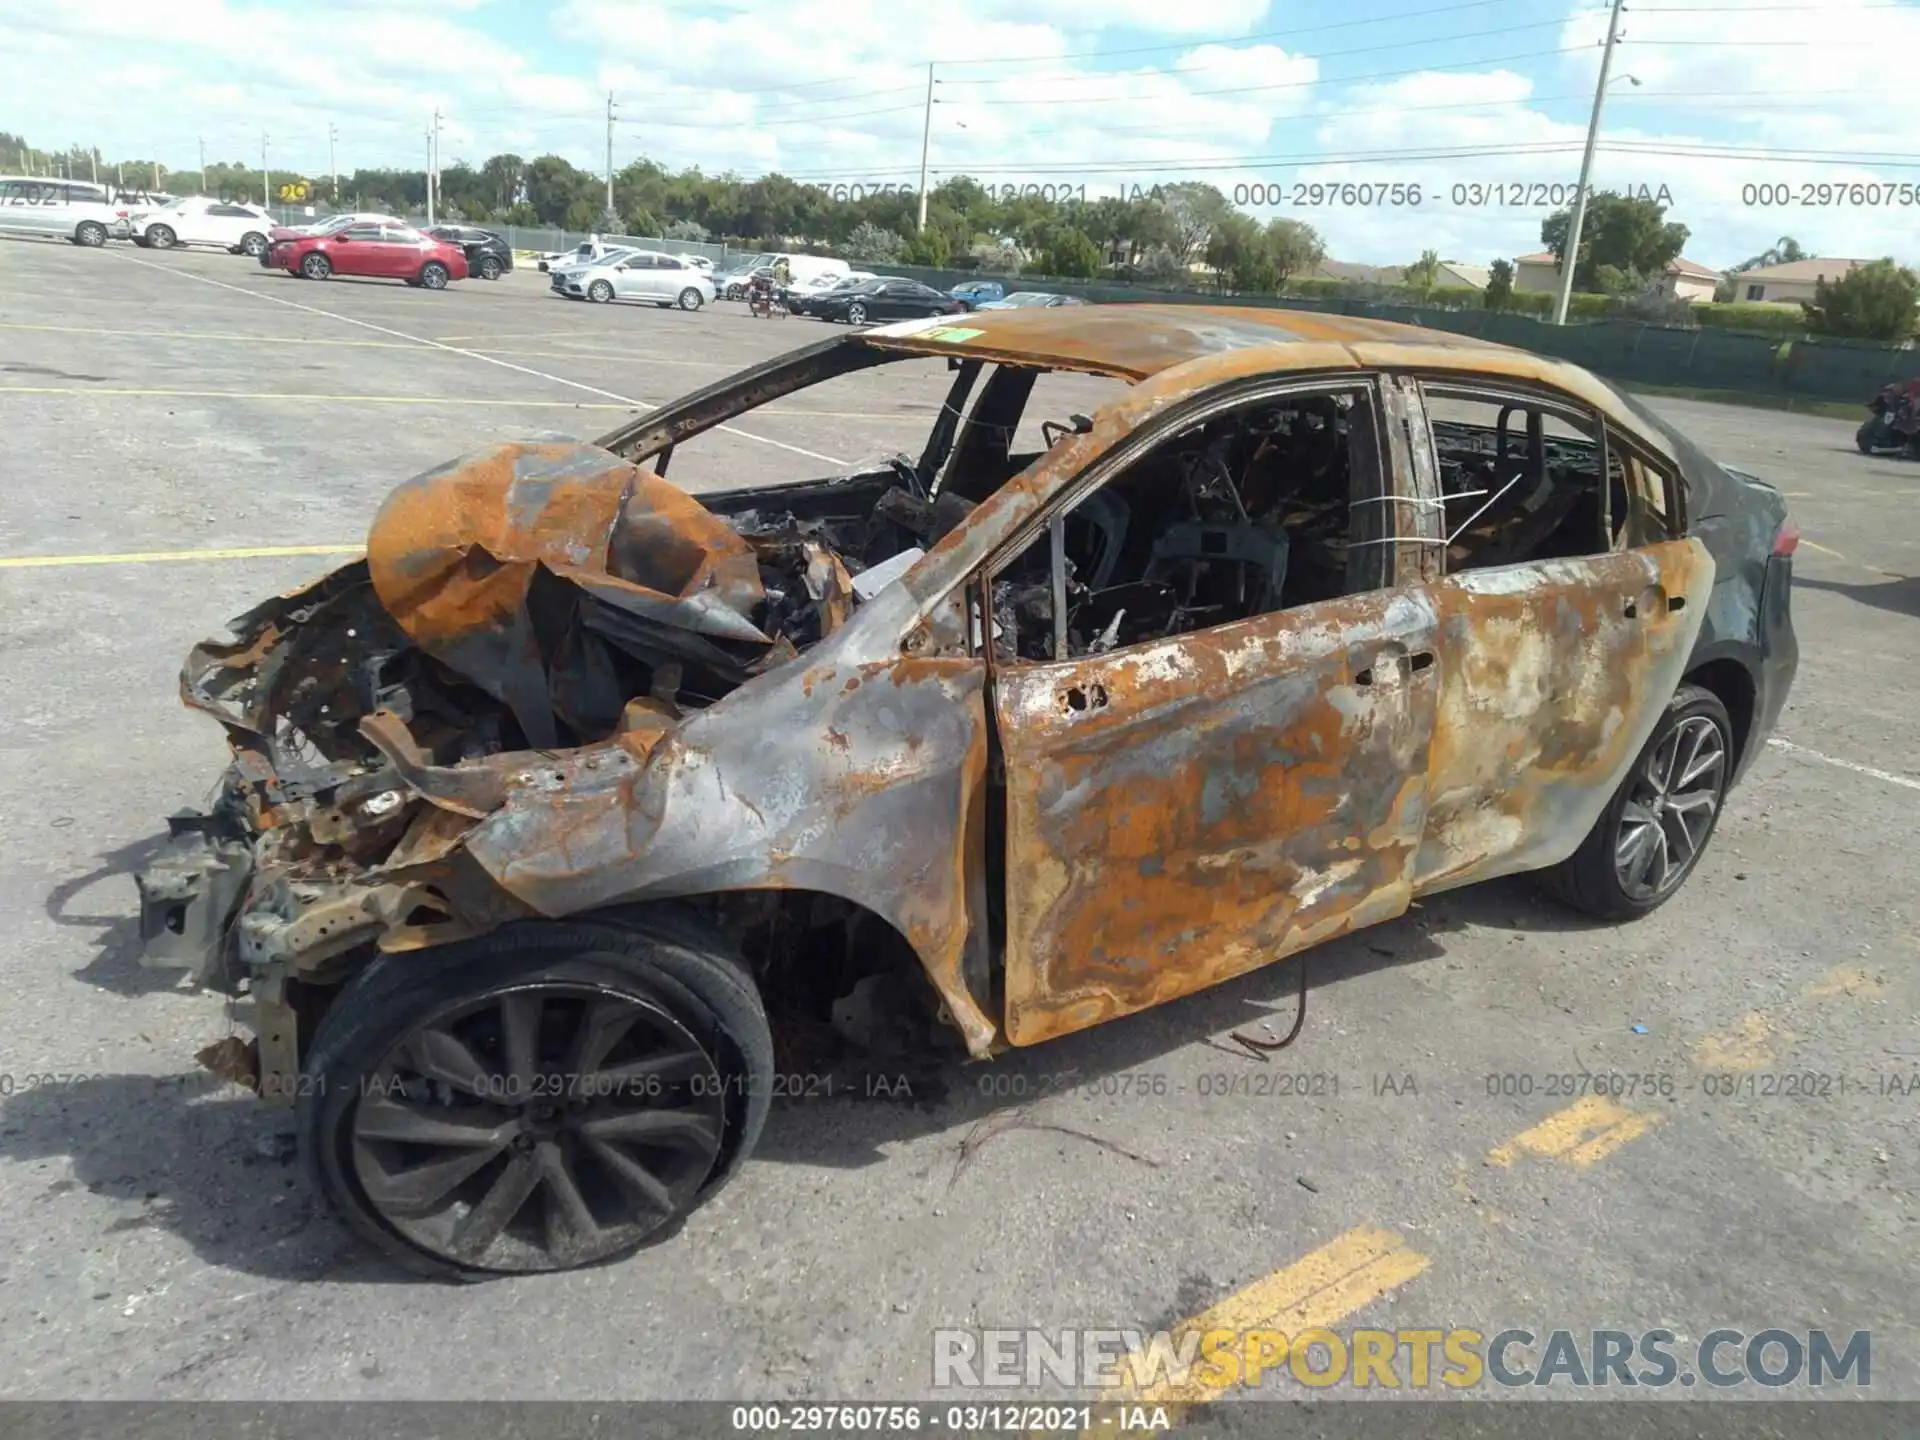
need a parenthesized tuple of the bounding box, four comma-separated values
(1402, 377, 1716, 892)
(989, 379, 1443, 1046)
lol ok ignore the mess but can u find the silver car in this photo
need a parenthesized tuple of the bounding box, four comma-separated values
(0, 176, 122, 246)
(555, 250, 716, 309)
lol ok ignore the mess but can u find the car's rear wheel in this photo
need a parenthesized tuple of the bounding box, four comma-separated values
(1536, 683, 1733, 920)
(241, 232, 268, 258)
(477, 255, 502, 281)
(846, 301, 868, 324)
(299, 911, 773, 1279)
(301, 252, 332, 280)
(588, 279, 614, 304)
(146, 224, 177, 250)
(724, 283, 743, 300)
(420, 262, 450, 290)
(74, 222, 107, 248)
(677, 287, 704, 311)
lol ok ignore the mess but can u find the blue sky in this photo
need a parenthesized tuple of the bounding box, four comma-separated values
(3, 0, 1916, 267)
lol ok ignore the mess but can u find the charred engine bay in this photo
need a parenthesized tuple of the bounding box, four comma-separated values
(146, 441, 970, 995)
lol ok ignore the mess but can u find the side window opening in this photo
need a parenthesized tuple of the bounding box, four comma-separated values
(1423, 388, 1624, 572)
(983, 384, 1380, 663)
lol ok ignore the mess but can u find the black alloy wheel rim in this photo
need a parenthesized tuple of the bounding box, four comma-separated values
(1613, 713, 1727, 902)
(350, 983, 727, 1272)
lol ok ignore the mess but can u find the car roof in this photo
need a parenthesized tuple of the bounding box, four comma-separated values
(850, 303, 1676, 457)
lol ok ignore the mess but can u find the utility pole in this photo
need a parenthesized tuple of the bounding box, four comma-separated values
(1554, 0, 1626, 326)
(261, 130, 271, 209)
(916, 63, 934, 232)
(198, 137, 206, 195)
(428, 108, 442, 224)
(605, 91, 616, 224)
(328, 122, 338, 204)
(88, 147, 96, 184)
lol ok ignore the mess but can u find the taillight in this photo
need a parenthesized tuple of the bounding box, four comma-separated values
(1772, 520, 1800, 557)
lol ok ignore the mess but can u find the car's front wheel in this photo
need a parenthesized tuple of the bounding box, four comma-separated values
(299, 911, 773, 1278)
(1537, 682, 1733, 920)
(301, 252, 332, 280)
(846, 301, 868, 324)
(587, 279, 614, 304)
(73, 221, 107, 248)
(241, 232, 268, 259)
(677, 287, 704, 311)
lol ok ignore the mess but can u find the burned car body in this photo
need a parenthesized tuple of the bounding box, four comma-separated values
(137, 307, 1797, 1275)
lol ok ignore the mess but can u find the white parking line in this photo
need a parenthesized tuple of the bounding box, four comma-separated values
(113, 255, 846, 466)
(1767, 738, 1920, 793)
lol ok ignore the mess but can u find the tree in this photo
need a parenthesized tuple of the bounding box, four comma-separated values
(1042, 227, 1101, 279)
(1802, 259, 1920, 341)
(1402, 249, 1441, 296)
(1264, 217, 1324, 288)
(1486, 258, 1515, 310)
(900, 228, 951, 266)
(563, 197, 600, 231)
(1158, 182, 1232, 267)
(1540, 192, 1688, 292)
(843, 220, 903, 263)
(1205, 213, 1273, 291)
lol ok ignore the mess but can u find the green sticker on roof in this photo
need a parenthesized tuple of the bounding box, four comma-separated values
(925, 326, 984, 342)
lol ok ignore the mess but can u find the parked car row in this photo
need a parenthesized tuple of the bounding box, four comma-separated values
(2, 183, 1092, 316)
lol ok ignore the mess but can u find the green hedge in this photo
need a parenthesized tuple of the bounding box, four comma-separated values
(1696, 303, 1810, 337)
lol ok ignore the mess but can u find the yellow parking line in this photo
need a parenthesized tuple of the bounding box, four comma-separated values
(0, 386, 638, 409)
(0, 385, 925, 419)
(0, 545, 362, 569)
(0, 322, 423, 349)
(1485, 1095, 1660, 1170)
(1110, 1226, 1431, 1404)
(0, 323, 736, 368)
(1692, 962, 1888, 1071)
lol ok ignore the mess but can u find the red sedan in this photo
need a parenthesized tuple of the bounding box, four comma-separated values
(269, 221, 469, 289)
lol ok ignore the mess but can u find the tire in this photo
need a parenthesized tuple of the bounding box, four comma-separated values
(74, 221, 107, 248)
(725, 283, 743, 301)
(419, 262, 450, 290)
(132, 233, 152, 249)
(1856, 420, 1880, 454)
(241, 232, 268, 259)
(298, 909, 773, 1279)
(301, 252, 332, 280)
(587, 279, 614, 304)
(147, 224, 177, 249)
(847, 301, 868, 324)
(477, 255, 502, 281)
(677, 287, 704, 311)
(1535, 682, 1734, 921)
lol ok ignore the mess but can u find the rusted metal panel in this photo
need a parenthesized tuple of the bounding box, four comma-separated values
(1413, 537, 1715, 892)
(852, 306, 1521, 382)
(454, 639, 1001, 1056)
(991, 587, 1442, 1047)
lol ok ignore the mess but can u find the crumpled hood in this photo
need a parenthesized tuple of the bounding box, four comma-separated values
(364, 440, 791, 748)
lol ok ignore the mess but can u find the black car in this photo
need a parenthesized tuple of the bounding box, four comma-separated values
(809, 278, 964, 325)
(427, 226, 513, 281)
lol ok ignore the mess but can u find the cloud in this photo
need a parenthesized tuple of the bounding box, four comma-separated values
(2, 0, 1914, 268)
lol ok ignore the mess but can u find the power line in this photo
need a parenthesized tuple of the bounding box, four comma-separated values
(939, 0, 1532, 66)
(937, 17, 1574, 88)
(953, 44, 1595, 107)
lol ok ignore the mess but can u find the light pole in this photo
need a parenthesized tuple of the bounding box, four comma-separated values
(1553, 0, 1630, 325)
(605, 91, 617, 226)
(328, 123, 338, 204)
(916, 63, 934, 232)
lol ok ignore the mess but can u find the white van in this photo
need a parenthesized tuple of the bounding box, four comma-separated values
(0, 176, 125, 246)
(769, 253, 850, 288)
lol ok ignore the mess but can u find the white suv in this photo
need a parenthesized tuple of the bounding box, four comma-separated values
(134, 197, 278, 257)
(0, 176, 124, 247)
